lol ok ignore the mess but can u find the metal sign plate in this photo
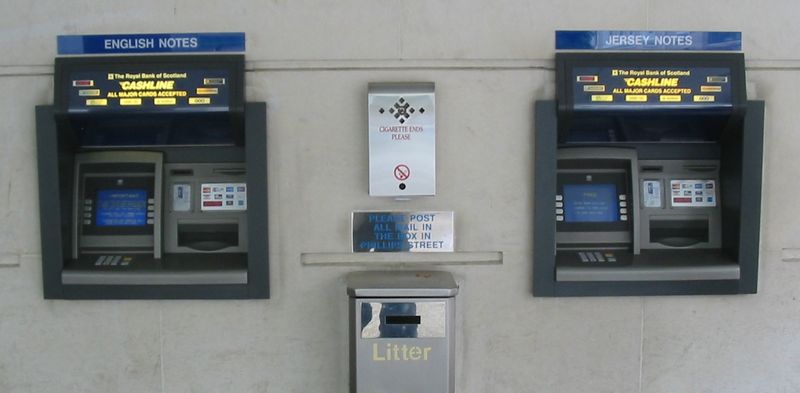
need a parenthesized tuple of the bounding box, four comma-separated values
(368, 83, 435, 197)
(352, 211, 454, 252)
(555, 30, 742, 51)
(58, 32, 245, 55)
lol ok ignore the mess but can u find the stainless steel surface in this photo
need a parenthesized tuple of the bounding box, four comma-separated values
(346, 271, 459, 298)
(62, 269, 247, 285)
(352, 211, 454, 252)
(368, 82, 436, 197)
(360, 301, 447, 338)
(556, 264, 740, 281)
(557, 231, 632, 245)
(348, 270, 457, 393)
(638, 160, 722, 250)
(81, 235, 154, 248)
(164, 163, 248, 254)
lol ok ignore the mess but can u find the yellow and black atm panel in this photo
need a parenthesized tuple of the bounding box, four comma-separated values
(36, 55, 268, 299)
(534, 52, 764, 296)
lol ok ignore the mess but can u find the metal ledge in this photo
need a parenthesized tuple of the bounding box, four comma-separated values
(62, 270, 247, 285)
(0, 254, 21, 267)
(557, 264, 740, 282)
(301, 252, 502, 266)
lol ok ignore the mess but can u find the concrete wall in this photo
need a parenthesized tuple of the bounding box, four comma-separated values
(1, 1, 799, 392)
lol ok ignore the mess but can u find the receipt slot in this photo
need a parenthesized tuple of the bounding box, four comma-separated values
(347, 271, 458, 393)
(533, 52, 764, 296)
(36, 55, 268, 299)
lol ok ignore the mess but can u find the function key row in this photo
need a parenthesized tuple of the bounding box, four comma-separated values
(554, 194, 629, 222)
(93, 255, 131, 267)
(84, 199, 93, 225)
(556, 194, 563, 221)
(147, 199, 155, 225)
(619, 194, 627, 221)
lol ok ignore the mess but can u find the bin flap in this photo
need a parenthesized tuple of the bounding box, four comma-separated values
(346, 271, 458, 298)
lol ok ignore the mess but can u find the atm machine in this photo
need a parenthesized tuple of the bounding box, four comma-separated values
(36, 55, 268, 299)
(533, 52, 764, 296)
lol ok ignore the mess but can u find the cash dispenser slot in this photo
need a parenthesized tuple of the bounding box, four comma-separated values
(36, 54, 268, 299)
(177, 221, 239, 251)
(534, 52, 764, 296)
(649, 216, 709, 247)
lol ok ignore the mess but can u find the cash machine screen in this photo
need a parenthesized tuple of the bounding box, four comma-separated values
(96, 189, 148, 227)
(563, 184, 619, 222)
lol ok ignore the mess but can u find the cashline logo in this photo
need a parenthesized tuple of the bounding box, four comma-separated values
(623, 78, 679, 87)
(378, 97, 426, 125)
(119, 80, 175, 90)
(372, 343, 432, 361)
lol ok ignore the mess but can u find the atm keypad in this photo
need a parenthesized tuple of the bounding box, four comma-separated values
(93, 255, 132, 267)
(577, 251, 618, 263)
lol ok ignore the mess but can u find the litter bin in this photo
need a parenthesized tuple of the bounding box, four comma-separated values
(347, 271, 458, 393)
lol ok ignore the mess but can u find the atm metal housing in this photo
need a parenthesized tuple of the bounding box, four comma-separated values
(534, 52, 764, 297)
(36, 55, 269, 299)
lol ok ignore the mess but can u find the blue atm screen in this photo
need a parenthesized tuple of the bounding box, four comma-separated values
(563, 184, 619, 222)
(96, 189, 148, 227)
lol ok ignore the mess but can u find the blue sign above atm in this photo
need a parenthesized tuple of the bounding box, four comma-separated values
(58, 33, 245, 55)
(556, 31, 741, 51)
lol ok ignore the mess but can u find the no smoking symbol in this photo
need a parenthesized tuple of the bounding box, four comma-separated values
(394, 164, 410, 181)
